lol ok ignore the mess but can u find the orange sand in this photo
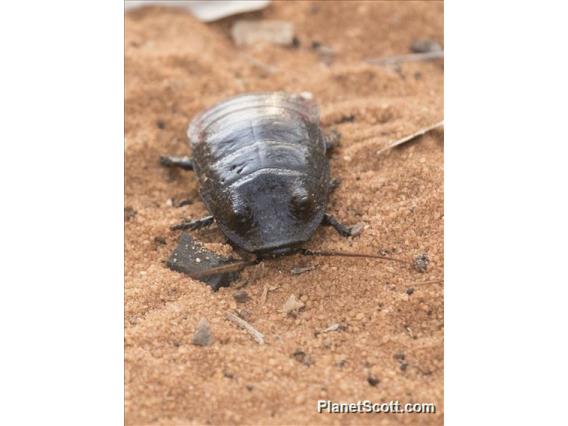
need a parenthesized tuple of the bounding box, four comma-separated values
(125, 2, 443, 424)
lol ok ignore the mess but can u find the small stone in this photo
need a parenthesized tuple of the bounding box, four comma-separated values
(394, 352, 405, 362)
(231, 20, 295, 47)
(405, 287, 415, 295)
(336, 354, 348, 367)
(367, 375, 380, 387)
(236, 308, 252, 322)
(292, 350, 314, 366)
(282, 294, 305, 315)
(414, 253, 430, 273)
(349, 222, 365, 237)
(154, 236, 167, 247)
(233, 290, 249, 303)
(291, 265, 315, 275)
(323, 323, 347, 333)
(410, 39, 442, 54)
(191, 318, 214, 346)
(124, 206, 137, 221)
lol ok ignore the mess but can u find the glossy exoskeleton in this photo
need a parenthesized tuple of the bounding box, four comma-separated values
(161, 92, 355, 257)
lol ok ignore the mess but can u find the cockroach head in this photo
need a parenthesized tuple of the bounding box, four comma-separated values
(214, 172, 326, 253)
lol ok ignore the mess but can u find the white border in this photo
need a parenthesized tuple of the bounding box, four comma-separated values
(0, 1, 124, 424)
(447, 1, 568, 424)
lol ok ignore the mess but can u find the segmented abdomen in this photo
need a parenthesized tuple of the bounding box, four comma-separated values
(188, 93, 327, 189)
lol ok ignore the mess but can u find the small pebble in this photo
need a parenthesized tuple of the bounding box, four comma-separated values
(283, 294, 305, 315)
(349, 222, 365, 237)
(233, 290, 249, 303)
(410, 39, 442, 53)
(323, 323, 347, 333)
(367, 375, 380, 387)
(124, 206, 137, 221)
(231, 20, 295, 46)
(394, 352, 405, 362)
(236, 309, 252, 321)
(414, 253, 430, 272)
(292, 350, 314, 366)
(336, 354, 348, 367)
(154, 236, 167, 247)
(291, 265, 315, 275)
(191, 318, 214, 346)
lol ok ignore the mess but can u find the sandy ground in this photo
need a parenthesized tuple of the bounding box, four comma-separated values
(125, 2, 443, 425)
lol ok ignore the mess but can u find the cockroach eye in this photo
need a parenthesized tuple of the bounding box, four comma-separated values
(230, 197, 252, 225)
(290, 188, 312, 216)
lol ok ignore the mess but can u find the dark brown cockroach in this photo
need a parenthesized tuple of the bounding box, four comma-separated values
(161, 92, 407, 287)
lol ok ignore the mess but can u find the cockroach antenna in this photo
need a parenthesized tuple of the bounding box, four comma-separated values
(299, 248, 408, 264)
(193, 247, 408, 280)
(191, 259, 258, 278)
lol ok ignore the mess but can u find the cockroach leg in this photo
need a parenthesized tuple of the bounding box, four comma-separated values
(160, 155, 194, 171)
(322, 213, 355, 237)
(324, 129, 341, 153)
(170, 215, 214, 231)
(329, 177, 341, 192)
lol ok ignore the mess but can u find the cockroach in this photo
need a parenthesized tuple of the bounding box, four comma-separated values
(161, 92, 411, 282)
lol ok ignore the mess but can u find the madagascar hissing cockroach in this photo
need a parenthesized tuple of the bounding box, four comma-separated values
(161, 92, 408, 281)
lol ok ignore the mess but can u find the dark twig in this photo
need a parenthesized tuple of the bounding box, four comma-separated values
(366, 51, 444, 66)
(377, 121, 443, 156)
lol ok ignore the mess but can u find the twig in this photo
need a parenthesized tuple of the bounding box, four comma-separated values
(260, 283, 268, 305)
(405, 279, 443, 287)
(377, 121, 444, 156)
(366, 51, 443, 66)
(225, 312, 265, 345)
